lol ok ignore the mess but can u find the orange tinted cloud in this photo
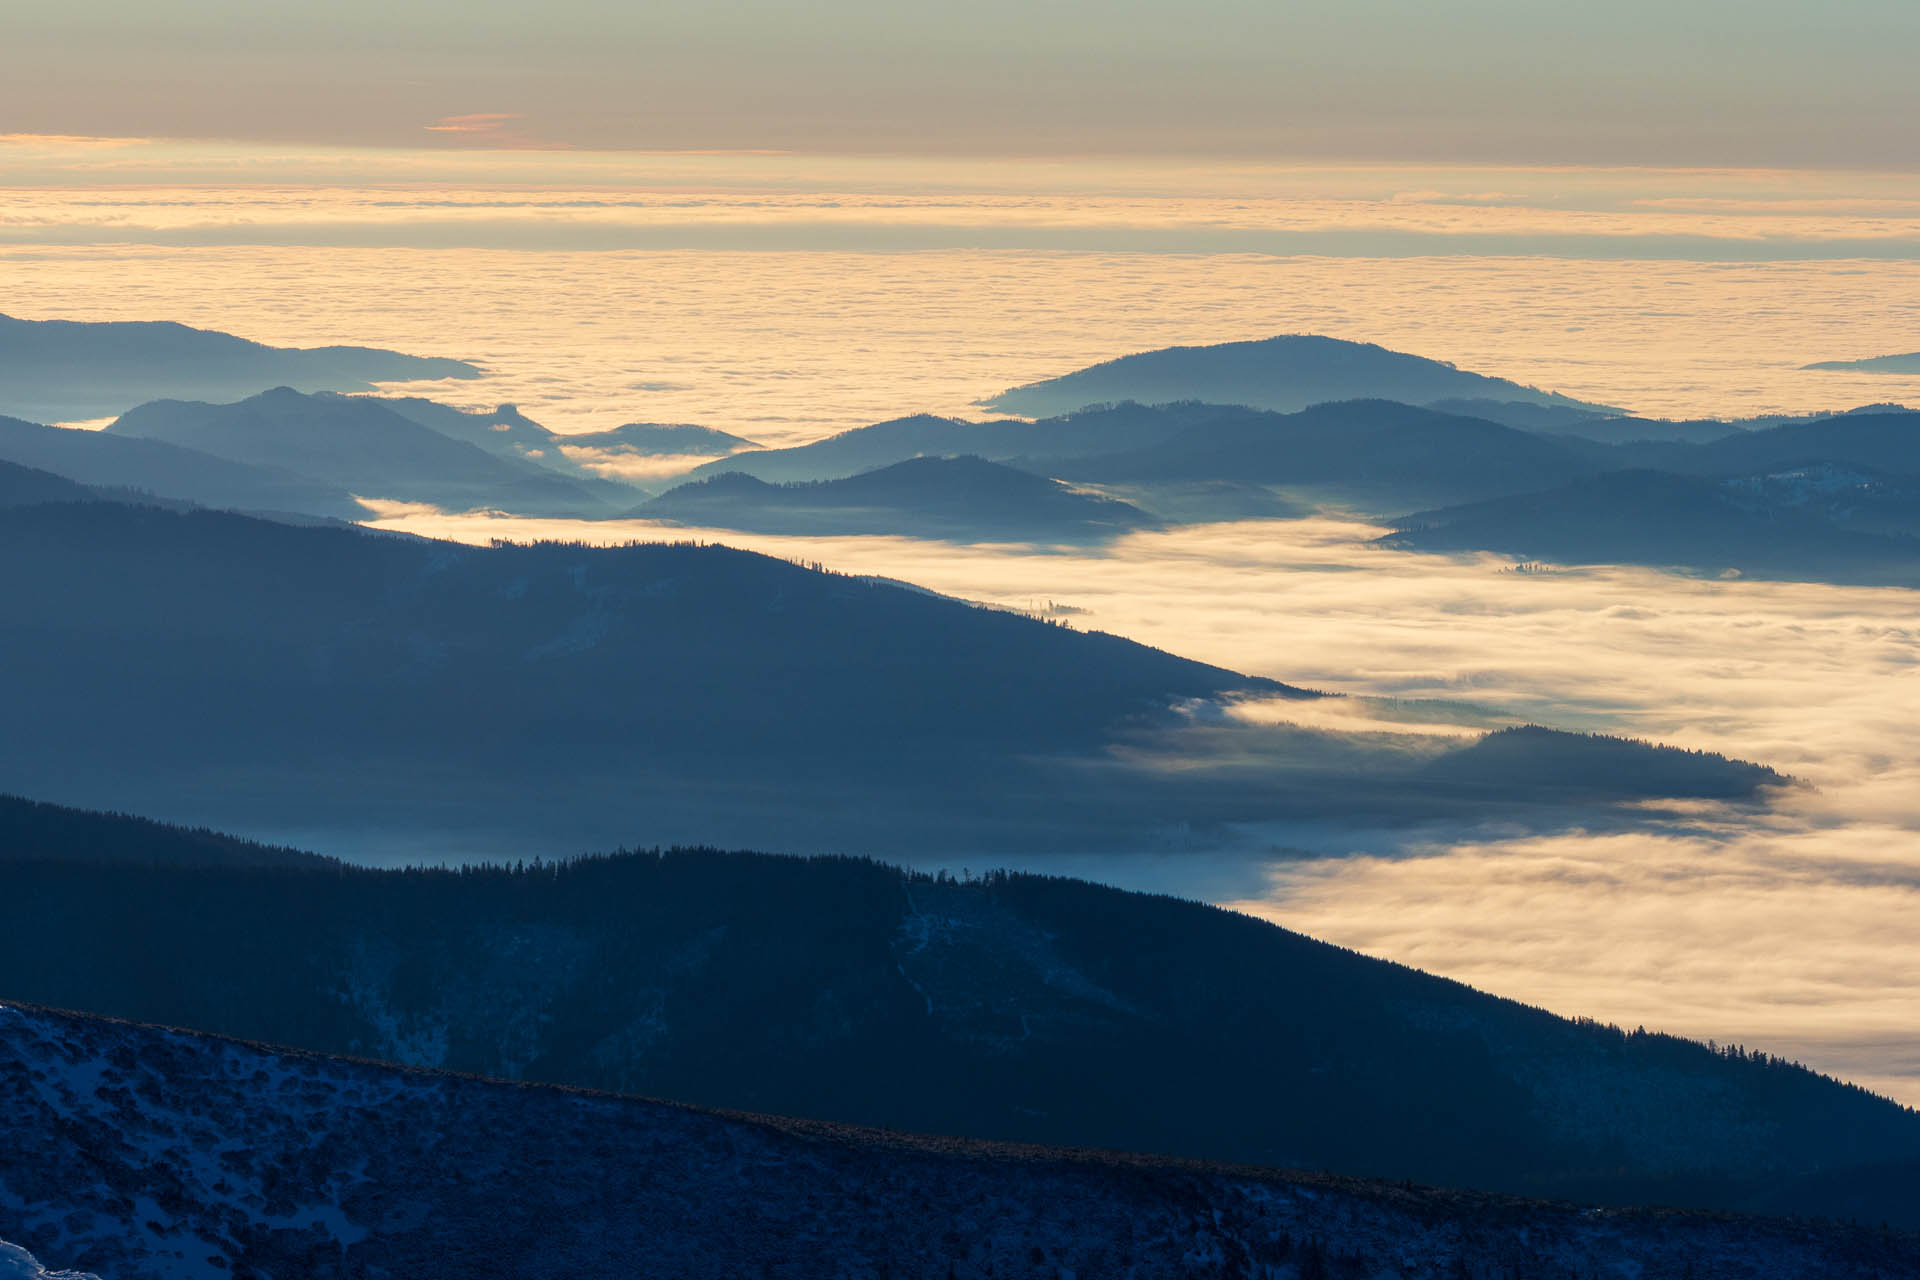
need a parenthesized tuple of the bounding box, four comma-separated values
(0, 133, 151, 148)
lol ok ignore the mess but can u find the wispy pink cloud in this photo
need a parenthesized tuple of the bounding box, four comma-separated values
(424, 113, 522, 135)
(422, 113, 571, 151)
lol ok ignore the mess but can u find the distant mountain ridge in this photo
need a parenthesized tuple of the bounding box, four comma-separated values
(6, 1001, 1911, 1280)
(1378, 410, 1920, 582)
(0, 413, 367, 520)
(1804, 352, 1920, 373)
(0, 313, 479, 424)
(108, 388, 636, 515)
(982, 335, 1624, 419)
(565, 420, 760, 456)
(642, 455, 1159, 541)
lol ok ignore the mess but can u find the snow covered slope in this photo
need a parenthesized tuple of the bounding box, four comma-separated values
(2, 1002, 1913, 1280)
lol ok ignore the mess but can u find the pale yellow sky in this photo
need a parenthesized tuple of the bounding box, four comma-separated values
(4, 1, 1919, 167)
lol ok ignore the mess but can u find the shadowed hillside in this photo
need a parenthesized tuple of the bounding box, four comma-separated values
(0, 500, 1781, 855)
(0, 841, 1908, 1223)
(0, 458, 94, 508)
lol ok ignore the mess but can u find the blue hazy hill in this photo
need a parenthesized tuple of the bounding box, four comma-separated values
(642, 454, 1159, 541)
(0, 413, 366, 519)
(0, 312, 479, 423)
(982, 335, 1622, 419)
(109, 388, 635, 516)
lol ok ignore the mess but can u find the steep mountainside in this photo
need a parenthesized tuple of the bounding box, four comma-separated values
(3, 841, 1901, 1221)
(982, 336, 1621, 419)
(7, 1002, 1911, 1280)
(0, 415, 364, 519)
(108, 388, 632, 515)
(1382, 468, 1920, 584)
(0, 313, 477, 423)
(642, 455, 1158, 541)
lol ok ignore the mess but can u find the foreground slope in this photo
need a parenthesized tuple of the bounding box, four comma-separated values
(15, 1005, 1920, 1280)
(4, 1003, 1916, 1280)
(0, 313, 478, 423)
(2, 841, 1899, 1219)
(982, 335, 1620, 419)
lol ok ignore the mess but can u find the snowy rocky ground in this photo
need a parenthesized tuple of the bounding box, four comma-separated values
(3, 1002, 1916, 1280)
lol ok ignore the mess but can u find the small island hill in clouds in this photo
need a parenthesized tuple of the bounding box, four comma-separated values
(7, 0, 1920, 1272)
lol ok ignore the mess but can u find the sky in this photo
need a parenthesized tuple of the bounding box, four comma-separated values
(5, 1, 1919, 166)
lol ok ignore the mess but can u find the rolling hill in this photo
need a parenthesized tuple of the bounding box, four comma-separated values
(981, 335, 1623, 419)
